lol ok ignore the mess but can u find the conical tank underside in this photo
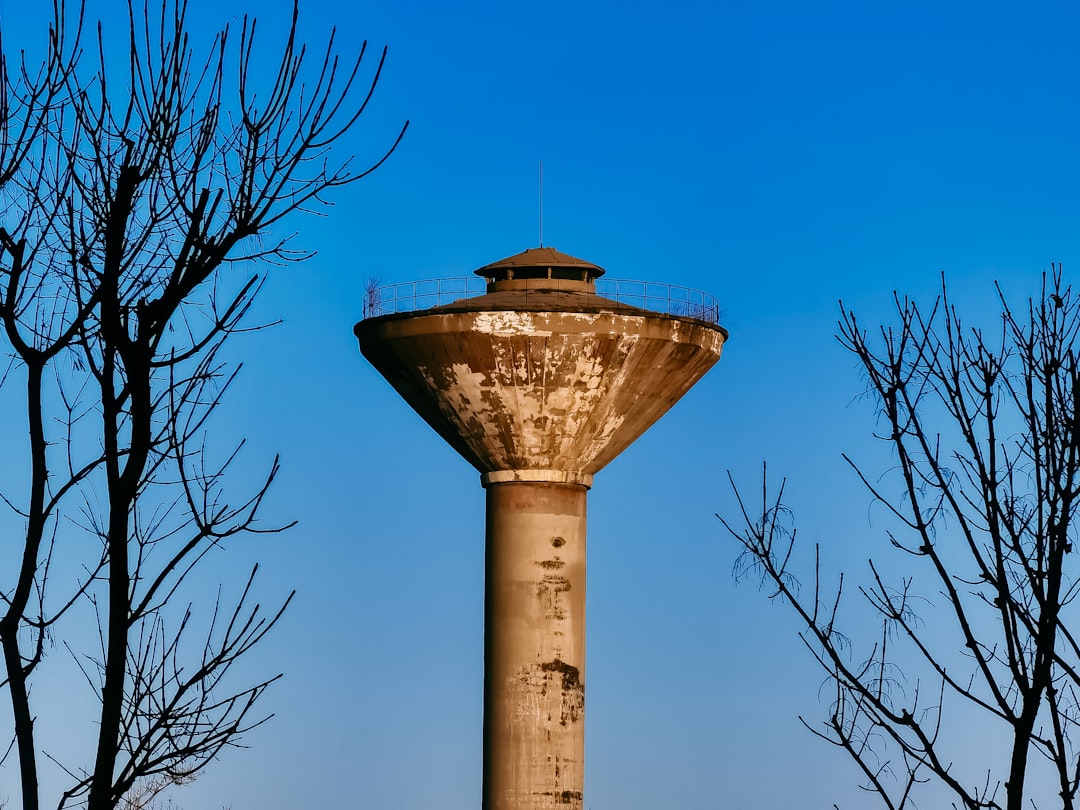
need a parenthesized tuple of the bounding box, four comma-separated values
(356, 304, 726, 479)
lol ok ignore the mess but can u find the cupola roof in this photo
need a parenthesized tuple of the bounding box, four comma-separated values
(474, 246, 605, 279)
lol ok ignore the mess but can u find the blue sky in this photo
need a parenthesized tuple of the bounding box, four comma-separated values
(0, 0, 1078, 807)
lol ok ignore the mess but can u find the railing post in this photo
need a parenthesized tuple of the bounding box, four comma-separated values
(364, 277, 720, 324)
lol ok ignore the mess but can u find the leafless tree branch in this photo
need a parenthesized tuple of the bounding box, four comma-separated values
(721, 267, 1080, 810)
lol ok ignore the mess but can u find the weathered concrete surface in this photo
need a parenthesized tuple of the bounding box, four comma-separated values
(356, 308, 725, 477)
(483, 481, 586, 810)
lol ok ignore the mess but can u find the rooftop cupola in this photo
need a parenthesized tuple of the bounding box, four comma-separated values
(474, 246, 604, 293)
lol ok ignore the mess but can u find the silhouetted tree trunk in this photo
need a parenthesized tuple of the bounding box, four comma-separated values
(721, 267, 1080, 810)
(0, 2, 406, 809)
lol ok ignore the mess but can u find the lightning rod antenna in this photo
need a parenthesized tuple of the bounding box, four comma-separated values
(539, 160, 544, 247)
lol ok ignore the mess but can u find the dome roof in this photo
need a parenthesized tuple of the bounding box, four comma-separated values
(474, 247, 605, 279)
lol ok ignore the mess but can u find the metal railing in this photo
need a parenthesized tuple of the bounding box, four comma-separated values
(362, 277, 721, 324)
(596, 279, 721, 324)
(363, 277, 488, 318)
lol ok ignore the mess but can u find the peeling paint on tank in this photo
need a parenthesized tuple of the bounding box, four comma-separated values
(449, 365, 494, 412)
(359, 305, 725, 476)
(473, 311, 553, 337)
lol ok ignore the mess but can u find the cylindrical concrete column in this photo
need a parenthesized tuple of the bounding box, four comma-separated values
(482, 480, 587, 810)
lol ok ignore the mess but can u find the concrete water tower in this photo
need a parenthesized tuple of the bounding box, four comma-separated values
(355, 247, 726, 810)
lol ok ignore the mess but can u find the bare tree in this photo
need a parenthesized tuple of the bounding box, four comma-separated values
(0, 2, 406, 809)
(721, 267, 1080, 810)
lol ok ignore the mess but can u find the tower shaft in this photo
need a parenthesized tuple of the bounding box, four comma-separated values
(483, 480, 586, 810)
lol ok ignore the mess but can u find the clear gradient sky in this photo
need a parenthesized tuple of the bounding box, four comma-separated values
(0, 0, 1078, 808)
